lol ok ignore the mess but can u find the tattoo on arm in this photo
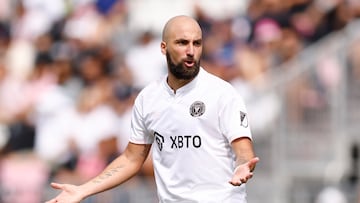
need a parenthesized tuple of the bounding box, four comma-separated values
(92, 165, 125, 184)
(91, 144, 151, 184)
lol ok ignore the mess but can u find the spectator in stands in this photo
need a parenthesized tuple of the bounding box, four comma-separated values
(124, 31, 167, 90)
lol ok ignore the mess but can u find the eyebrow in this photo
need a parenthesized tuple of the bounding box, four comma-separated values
(174, 38, 202, 43)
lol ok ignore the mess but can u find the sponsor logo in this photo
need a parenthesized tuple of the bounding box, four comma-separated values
(170, 135, 201, 149)
(153, 132, 202, 150)
(154, 132, 164, 151)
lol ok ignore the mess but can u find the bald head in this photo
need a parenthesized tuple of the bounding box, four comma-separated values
(162, 15, 202, 42)
(160, 15, 203, 87)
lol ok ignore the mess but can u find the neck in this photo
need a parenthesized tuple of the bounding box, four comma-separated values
(167, 74, 193, 93)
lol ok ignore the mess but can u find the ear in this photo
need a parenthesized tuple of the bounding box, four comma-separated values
(160, 41, 166, 55)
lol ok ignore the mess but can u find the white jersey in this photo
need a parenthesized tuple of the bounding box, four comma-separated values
(130, 67, 252, 203)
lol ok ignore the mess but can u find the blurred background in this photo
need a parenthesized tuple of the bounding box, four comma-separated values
(0, 0, 359, 202)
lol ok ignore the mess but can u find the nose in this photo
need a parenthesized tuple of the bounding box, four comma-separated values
(186, 44, 194, 56)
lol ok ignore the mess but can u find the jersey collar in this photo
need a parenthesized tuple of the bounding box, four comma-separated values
(163, 67, 203, 96)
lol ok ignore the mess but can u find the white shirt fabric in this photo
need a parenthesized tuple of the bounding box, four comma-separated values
(130, 67, 252, 203)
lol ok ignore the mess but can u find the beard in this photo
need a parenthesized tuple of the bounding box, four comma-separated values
(166, 51, 200, 80)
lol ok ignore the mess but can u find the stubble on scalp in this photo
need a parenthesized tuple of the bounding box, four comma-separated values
(162, 15, 202, 43)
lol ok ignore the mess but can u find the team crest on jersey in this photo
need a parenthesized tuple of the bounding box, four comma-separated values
(190, 101, 205, 117)
(240, 111, 249, 128)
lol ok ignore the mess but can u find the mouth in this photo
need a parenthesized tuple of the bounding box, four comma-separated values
(184, 59, 195, 68)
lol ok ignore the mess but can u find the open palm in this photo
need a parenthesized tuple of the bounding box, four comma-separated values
(45, 183, 84, 203)
(229, 157, 259, 186)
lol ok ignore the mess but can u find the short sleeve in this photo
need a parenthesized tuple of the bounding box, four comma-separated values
(219, 93, 252, 143)
(129, 94, 154, 144)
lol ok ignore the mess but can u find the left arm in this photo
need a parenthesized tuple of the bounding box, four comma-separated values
(229, 137, 259, 186)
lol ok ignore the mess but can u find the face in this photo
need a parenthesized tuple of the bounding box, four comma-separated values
(161, 18, 203, 81)
(166, 50, 200, 80)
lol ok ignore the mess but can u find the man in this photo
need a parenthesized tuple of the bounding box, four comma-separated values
(46, 15, 259, 203)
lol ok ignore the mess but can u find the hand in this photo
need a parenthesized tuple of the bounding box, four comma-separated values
(45, 182, 84, 203)
(229, 157, 259, 186)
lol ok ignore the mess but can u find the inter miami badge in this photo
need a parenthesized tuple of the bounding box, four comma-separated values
(240, 111, 248, 127)
(190, 101, 205, 117)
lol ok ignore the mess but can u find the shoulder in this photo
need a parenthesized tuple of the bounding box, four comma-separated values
(134, 77, 164, 104)
(199, 68, 238, 94)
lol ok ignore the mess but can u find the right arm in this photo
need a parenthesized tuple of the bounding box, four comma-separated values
(45, 142, 152, 203)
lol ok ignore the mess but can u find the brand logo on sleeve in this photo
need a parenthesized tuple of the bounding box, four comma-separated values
(190, 101, 205, 117)
(240, 111, 248, 128)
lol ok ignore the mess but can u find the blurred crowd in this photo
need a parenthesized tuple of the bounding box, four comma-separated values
(0, 0, 359, 202)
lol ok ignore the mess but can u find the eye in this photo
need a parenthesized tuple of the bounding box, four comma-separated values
(194, 40, 202, 47)
(177, 39, 188, 45)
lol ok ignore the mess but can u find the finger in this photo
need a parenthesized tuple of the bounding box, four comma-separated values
(248, 157, 260, 167)
(229, 175, 244, 185)
(242, 172, 254, 183)
(230, 182, 241, 186)
(50, 182, 64, 190)
(228, 180, 242, 186)
(230, 173, 253, 186)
